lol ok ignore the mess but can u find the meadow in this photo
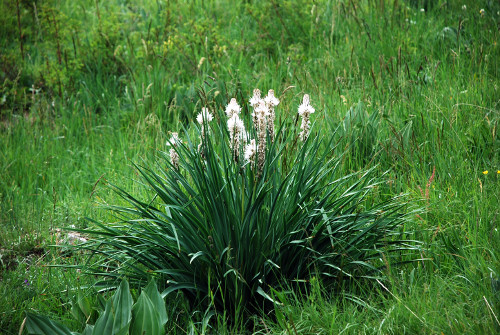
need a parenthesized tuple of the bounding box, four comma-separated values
(0, 0, 499, 334)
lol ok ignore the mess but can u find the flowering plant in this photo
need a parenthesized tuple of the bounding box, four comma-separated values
(80, 89, 416, 320)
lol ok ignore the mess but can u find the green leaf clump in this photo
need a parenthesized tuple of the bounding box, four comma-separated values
(78, 92, 419, 320)
(24, 279, 167, 335)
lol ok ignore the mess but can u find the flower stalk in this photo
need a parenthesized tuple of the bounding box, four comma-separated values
(196, 107, 214, 139)
(196, 107, 213, 158)
(298, 94, 315, 142)
(167, 132, 181, 169)
(244, 139, 257, 167)
(255, 100, 269, 177)
(264, 89, 279, 142)
(225, 98, 241, 118)
(227, 114, 245, 162)
(249, 89, 262, 130)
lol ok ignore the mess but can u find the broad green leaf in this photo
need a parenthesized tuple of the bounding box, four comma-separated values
(111, 279, 133, 334)
(71, 291, 93, 325)
(92, 299, 114, 335)
(25, 313, 73, 335)
(96, 295, 106, 312)
(144, 280, 168, 326)
(130, 291, 162, 335)
(81, 324, 94, 335)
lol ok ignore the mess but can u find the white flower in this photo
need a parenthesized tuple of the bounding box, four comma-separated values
(170, 149, 179, 169)
(299, 119, 311, 142)
(249, 88, 262, 108)
(255, 99, 268, 176)
(253, 100, 270, 119)
(244, 139, 257, 163)
(264, 89, 280, 107)
(263, 89, 279, 142)
(264, 90, 279, 142)
(227, 115, 245, 141)
(462, 5, 466, 10)
(167, 132, 181, 169)
(480, 8, 485, 17)
(227, 114, 245, 161)
(196, 107, 213, 124)
(298, 94, 315, 116)
(298, 94, 315, 142)
(166, 132, 181, 146)
(225, 98, 242, 118)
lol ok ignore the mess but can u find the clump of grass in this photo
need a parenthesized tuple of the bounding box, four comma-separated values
(78, 90, 418, 326)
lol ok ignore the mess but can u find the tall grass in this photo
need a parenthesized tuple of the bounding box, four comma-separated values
(1, 0, 499, 334)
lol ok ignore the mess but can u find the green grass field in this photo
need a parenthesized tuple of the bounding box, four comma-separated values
(1, 0, 499, 334)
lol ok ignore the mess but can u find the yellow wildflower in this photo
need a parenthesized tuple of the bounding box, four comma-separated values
(482, 170, 488, 175)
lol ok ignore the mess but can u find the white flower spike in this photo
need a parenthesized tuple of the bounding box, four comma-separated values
(264, 89, 279, 142)
(225, 98, 242, 118)
(196, 107, 213, 124)
(167, 132, 181, 170)
(227, 114, 245, 161)
(244, 139, 257, 165)
(167, 132, 182, 146)
(264, 89, 280, 108)
(298, 94, 315, 142)
(298, 94, 315, 116)
(253, 100, 270, 119)
(249, 88, 262, 108)
(227, 115, 245, 140)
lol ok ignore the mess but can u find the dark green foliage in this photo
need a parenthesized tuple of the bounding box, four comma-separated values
(77, 99, 417, 322)
(24, 279, 168, 335)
